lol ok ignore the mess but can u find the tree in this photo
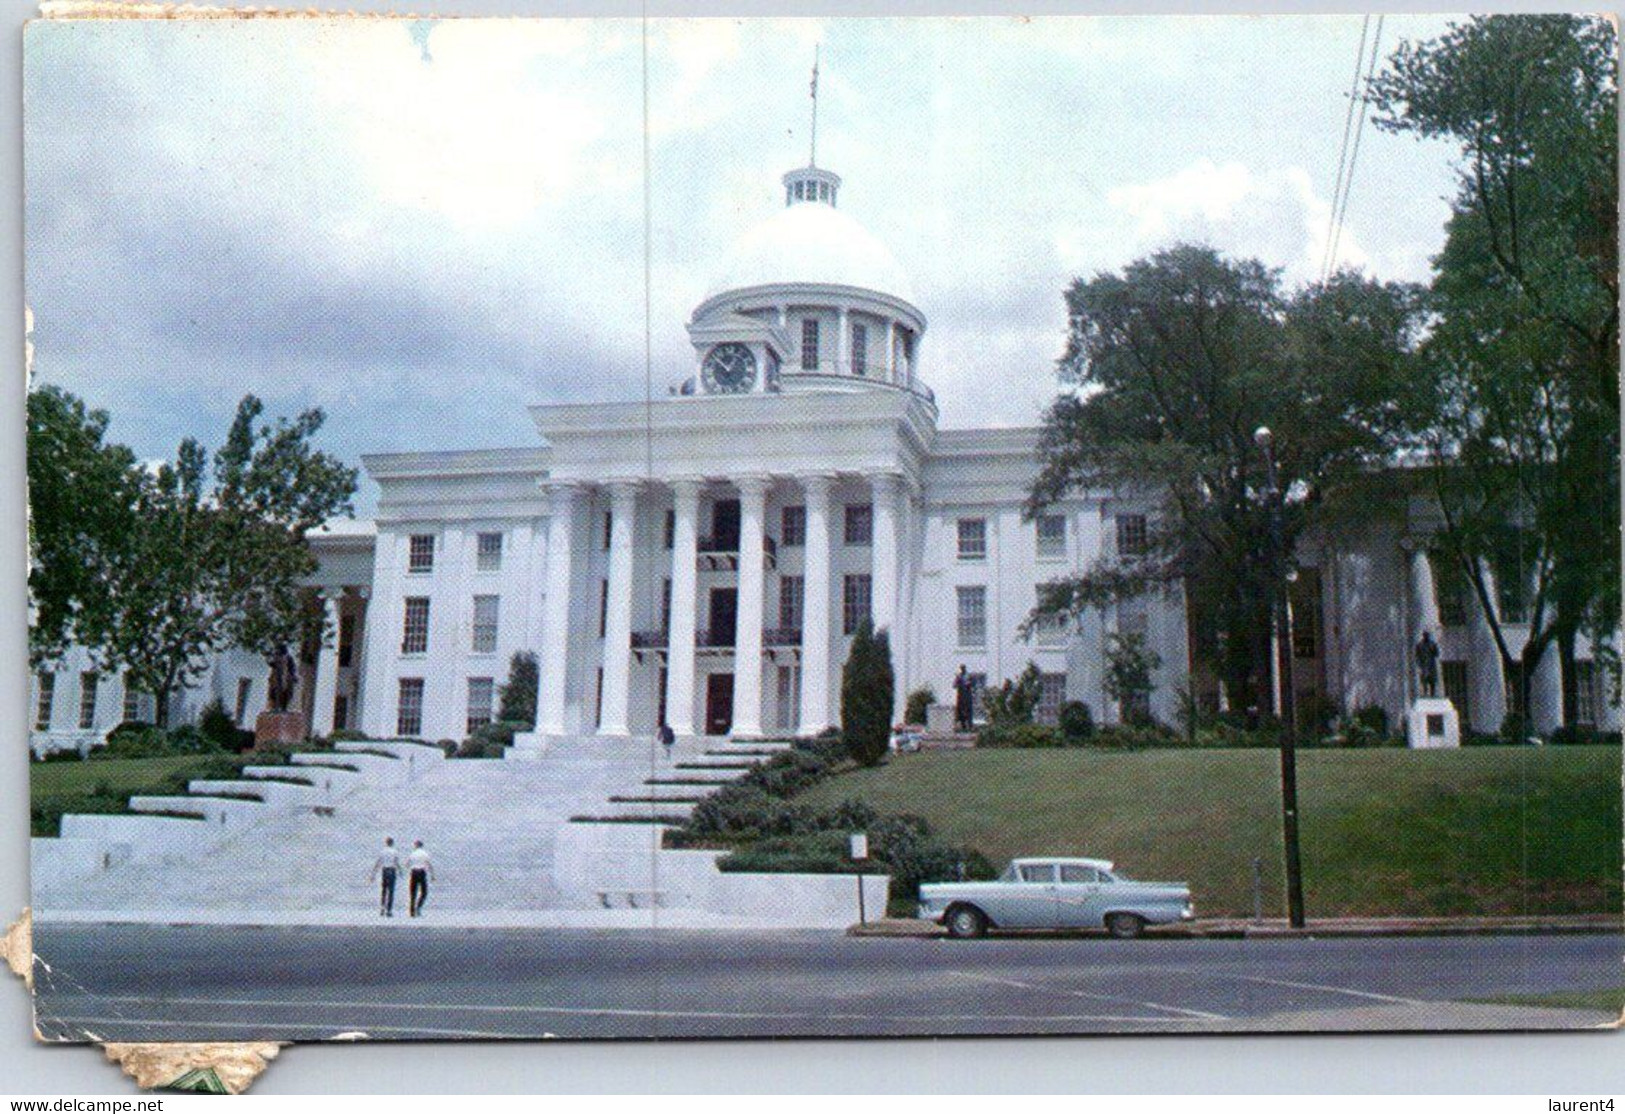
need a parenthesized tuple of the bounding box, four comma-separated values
(29, 391, 358, 725)
(841, 621, 894, 766)
(1103, 631, 1162, 726)
(1028, 246, 1421, 717)
(1371, 15, 1619, 730)
(497, 651, 539, 728)
(984, 662, 1042, 727)
(25, 386, 143, 668)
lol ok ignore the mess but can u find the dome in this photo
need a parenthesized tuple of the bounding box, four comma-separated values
(707, 192, 916, 305)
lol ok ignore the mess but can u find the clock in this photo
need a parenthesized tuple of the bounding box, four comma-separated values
(701, 342, 758, 394)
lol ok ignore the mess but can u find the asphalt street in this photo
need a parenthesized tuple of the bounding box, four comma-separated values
(27, 923, 1623, 1041)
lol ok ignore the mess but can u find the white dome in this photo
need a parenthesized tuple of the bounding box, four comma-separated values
(708, 200, 916, 304)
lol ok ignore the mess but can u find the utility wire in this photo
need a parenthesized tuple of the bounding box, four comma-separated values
(1320, 15, 1371, 282)
(1324, 15, 1385, 283)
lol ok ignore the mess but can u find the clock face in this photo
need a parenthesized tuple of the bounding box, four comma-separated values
(702, 343, 758, 394)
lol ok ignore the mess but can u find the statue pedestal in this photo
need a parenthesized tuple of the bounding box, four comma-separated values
(925, 704, 955, 733)
(255, 710, 308, 749)
(1406, 698, 1461, 750)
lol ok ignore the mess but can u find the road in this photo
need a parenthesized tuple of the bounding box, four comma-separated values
(28, 923, 1622, 1041)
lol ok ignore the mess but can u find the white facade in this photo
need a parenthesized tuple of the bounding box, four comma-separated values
(28, 159, 1618, 752)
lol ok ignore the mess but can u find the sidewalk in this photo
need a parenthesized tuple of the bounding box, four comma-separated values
(849, 914, 1623, 938)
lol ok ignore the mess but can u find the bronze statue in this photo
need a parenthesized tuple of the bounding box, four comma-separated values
(267, 644, 299, 713)
(1415, 630, 1441, 698)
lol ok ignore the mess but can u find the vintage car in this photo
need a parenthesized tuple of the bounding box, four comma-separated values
(917, 857, 1195, 939)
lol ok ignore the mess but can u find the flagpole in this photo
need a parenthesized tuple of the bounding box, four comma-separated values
(810, 44, 820, 167)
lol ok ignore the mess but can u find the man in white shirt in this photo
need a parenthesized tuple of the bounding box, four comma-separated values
(369, 837, 401, 917)
(407, 839, 435, 917)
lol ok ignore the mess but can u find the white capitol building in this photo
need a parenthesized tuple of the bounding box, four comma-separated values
(30, 155, 1618, 752)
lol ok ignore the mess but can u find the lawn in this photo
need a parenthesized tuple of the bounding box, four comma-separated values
(792, 746, 1623, 918)
(29, 754, 264, 836)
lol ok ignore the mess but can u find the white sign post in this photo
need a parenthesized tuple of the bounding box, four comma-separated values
(850, 832, 870, 925)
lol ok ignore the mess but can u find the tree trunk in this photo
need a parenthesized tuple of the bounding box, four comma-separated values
(1557, 625, 1579, 729)
(154, 688, 170, 729)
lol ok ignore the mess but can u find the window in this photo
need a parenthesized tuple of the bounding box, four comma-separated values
(1576, 659, 1602, 727)
(34, 672, 54, 731)
(842, 574, 872, 636)
(851, 322, 868, 375)
(1036, 515, 1066, 561)
(78, 671, 98, 730)
(661, 579, 673, 633)
(235, 677, 253, 725)
(476, 531, 504, 572)
(1018, 863, 1057, 884)
(338, 614, 356, 668)
(594, 667, 605, 728)
(1059, 864, 1102, 884)
(396, 678, 425, 737)
(466, 677, 495, 734)
(1431, 553, 1469, 628)
(1503, 661, 1527, 719)
(663, 509, 675, 550)
(801, 318, 820, 370)
(408, 533, 435, 574)
(472, 595, 500, 654)
(1034, 612, 1069, 648)
(968, 673, 988, 720)
(1289, 573, 1321, 659)
(844, 504, 873, 546)
(776, 665, 801, 731)
(123, 674, 152, 724)
(401, 597, 430, 655)
(1442, 660, 1470, 725)
(957, 586, 988, 648)
(1494, 555, 1530, 624)
(956, 518, 987, 561)
(780, 505, 805, 546)
(780, 575, 805, 631)
(1115, 514, 1148, 556)
(602, 512, 614, 550)
(1037, 672, 1067, 725)
(598, 580, 610, 638)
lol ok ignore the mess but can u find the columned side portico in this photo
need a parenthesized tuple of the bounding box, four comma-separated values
(732, 475, 771, 738)
(597, 481, 639, 736)
(536, 480, 580, 736)
(799, 473, 835, 734)
(310, 588, 345, 736)
(664, 478, 703, 736)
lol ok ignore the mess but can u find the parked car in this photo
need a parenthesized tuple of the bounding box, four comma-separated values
(918, 857, 1194, 939)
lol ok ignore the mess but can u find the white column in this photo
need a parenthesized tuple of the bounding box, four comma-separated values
(311, 588, 344, 737)
(1410, 547, 1442, 638)
(350, 587, 371, 731)
(597, 481, 638, 736)
(536, 481, 579, 736)
(732, 476, 770, 738)
(1474, 557, 1508, 730)
(836, 307, 849, 374)
(870, 473, 902, 637)
(664, 479, 702, 736)
(799, 474, 835, 735)
(886, 320, 898, 381)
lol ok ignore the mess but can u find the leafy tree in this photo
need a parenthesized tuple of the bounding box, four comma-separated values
(840, 621, 894, 766)
(984, 661, 1043, 727)
(1028, 246, 1420, 717)
(25, 386, 143, 668)
(1103, 631, 1162, 726)
(1371, 15, 1619, 729)
(497, 650, 539, 728)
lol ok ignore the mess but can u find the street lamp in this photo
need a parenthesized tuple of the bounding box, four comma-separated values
(1255, 426, 1307, 929)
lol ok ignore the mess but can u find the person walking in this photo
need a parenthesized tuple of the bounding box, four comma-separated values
(407, 839, 435, 918)
(369, 837, 401, 917)
(952, 664, 975, 733)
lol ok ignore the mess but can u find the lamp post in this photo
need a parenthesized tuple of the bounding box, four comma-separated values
(1256, 426, 1306, 929)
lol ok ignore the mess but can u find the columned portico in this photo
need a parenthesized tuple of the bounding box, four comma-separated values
(799, 473, 835, 734)
(536, 481, 580, 736)
(310, 588, 345, 736)
(597, 481, 639, 736)
(664, 479, 703, 736)
(732, 476, 771, 738)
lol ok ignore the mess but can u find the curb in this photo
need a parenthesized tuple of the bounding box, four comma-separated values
(846, 917, 1623, 939)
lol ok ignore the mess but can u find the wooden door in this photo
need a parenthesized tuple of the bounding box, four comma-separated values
(706, 673, 734, 736)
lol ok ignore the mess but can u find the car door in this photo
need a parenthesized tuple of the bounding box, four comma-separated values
(999, 862, 1060, 928)
(1054, 864, 1108, 928)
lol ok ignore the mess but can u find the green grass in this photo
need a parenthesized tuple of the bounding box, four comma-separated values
(29, 754, 271, 837)
(30, 756, 212, 798)
(792, 746, 1623, 918)
(1470, 987, 1625, 1013)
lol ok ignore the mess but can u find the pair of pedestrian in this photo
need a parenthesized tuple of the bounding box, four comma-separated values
(368, 837, 436, 918)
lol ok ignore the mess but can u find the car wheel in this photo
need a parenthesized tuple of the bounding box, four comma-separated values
(945, 905, 988, 939)
(1105, 913, 1146, 939)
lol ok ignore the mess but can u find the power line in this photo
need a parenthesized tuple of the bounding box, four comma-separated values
(1320, 15, 1371, 282)
(1323, 15, 1385, 283)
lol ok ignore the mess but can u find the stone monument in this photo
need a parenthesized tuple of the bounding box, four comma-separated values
(1406, 630, 1459, 748)
(254, 643, 308, 747)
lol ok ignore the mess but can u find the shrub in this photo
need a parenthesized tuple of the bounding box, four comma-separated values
(330, 728, 370, 742)
(94, 726, 177, 760)
(455, 721, 517, 758)
(1058, 701, 1095, 744)
(1546, 726, 1623, 747)
(1104, 632, 1161, 726)
(903, 686, 935, 726)
(1337, 704, 1398, 748)
(1088, 723, 1181, 750)
(976, 722, 1063, 749)
(984, 662, 1042, 727)
(496, 652, 539, 729)
(197, 698, 238, 749)
(841, 621, 894, 766)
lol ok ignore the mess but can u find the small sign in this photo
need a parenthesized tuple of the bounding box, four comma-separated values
(849, 832, 869, 861)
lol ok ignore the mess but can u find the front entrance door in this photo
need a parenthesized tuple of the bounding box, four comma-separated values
(706, 673, 734, 735)
(712, 499, 741, 551)
(709, 587, 738, 648)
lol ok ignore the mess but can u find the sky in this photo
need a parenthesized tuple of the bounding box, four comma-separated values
(24, 14, 1464, 508)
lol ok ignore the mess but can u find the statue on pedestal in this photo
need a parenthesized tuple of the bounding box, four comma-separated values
(267, 643, 299, 713)
(1414, 630, 1441, 698)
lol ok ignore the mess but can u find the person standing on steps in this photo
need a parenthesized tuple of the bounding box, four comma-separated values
(370, 837, 400, 917)
(952, 664, 975, 733)
(659, 721, 676, 759)
(407, 839, 435, 917)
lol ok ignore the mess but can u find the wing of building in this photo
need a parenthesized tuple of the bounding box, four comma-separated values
(29, 158, 1617, 752)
